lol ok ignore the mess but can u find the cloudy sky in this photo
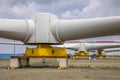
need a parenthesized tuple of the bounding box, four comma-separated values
(0, 0, 120, 19)
(0, 0, 120, 53)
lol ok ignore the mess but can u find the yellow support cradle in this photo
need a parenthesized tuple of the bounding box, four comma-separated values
(96, 53, 106, 57)
(24, 44, 67, 57)
(72, 51, 89, 57)
(96, 49, 106, 57)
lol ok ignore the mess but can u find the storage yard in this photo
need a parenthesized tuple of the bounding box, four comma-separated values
(0, 57, 120, 80)
(0, 0, 120, 80)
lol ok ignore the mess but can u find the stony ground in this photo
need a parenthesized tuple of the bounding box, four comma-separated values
(0, 57, 120, 80)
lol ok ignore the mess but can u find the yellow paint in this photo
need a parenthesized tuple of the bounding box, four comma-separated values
(96, 49, 106, 57)
(57, 67, 65, 70)
(72, 51, 89, 57)
(96, 53, 106, 57)
(7, 67, 15, 70)
(24, 44, 67, 57)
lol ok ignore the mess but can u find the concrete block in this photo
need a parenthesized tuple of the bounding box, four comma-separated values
(58, 58, 68, 68)
(10, 58, 20, 68)
(20, 58, 29, 67)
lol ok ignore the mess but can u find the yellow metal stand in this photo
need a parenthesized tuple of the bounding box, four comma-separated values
(24, 44, 67, 57)
(96, 53, 106, 57)
(96, 49, 106, 57)
(72, 51, 89, 57)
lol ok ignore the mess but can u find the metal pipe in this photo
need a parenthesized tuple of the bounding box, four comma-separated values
(52, 16, 120, 42)
(0, 13, 120, 44)
(86, 43, 120, 50)
(55, 43, 120, 51)
(104, 48, 120, 52)
(0, 19, 34, 42)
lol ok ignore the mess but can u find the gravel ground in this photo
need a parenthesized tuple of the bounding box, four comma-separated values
(0, 57, 120, 80)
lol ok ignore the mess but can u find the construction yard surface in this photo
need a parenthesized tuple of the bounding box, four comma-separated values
(0, 57, 120, 80)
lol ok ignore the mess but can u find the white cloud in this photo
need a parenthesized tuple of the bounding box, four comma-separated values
(11, 6, 27, 15)
(0, 1, 40, 18)
(0, 0, 120, 19)
(0, 0, 90, 19)
(61, 0, 120, 19)
(61, 10, 81, 19)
